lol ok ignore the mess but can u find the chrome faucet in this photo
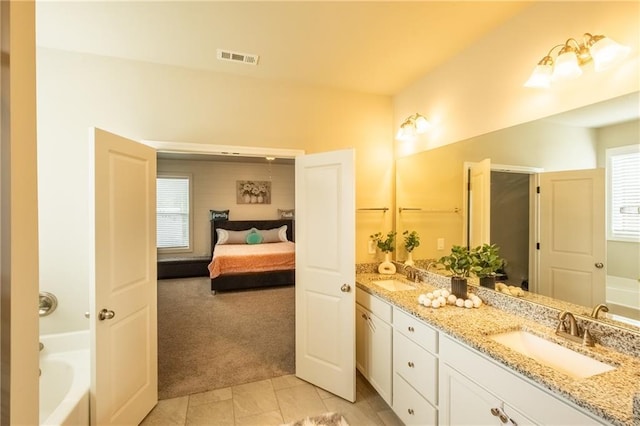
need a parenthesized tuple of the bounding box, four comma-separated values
(405, 266, 419, 282)
(590, 303, 609, 319)
(556, 311, 595, 347)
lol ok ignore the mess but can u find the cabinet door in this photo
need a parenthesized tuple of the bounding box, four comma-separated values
(355, 304, 368, 374)
(355, 303, 392, 405)
(440, 363, 502, 425)
(367, 311, 392, 404)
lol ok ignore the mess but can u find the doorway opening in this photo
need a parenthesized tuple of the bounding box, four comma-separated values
(490, 171, 532, 289)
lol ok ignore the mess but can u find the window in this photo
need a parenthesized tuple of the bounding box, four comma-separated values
(607, 145, 640, 241)
(157, 175, 192, 251)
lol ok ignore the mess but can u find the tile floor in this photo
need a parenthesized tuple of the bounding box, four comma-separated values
(140, 373, 403, 425)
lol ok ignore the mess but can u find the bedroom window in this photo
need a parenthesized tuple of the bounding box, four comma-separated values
(157, 174, 192, 252)
(607, 145, 640, 242)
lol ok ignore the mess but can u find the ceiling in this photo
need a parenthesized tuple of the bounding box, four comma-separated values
(35, 1, 530, 96)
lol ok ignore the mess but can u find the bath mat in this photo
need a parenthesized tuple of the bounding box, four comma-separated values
(282, 412, 349, 426)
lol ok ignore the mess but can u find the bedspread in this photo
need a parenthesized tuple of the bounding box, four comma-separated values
(208, 241, 295, 279)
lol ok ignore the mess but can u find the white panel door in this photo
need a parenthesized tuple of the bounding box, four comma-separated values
(467, 159, 491, 247)
(89, 128, 157, 425)
(295, 149, 355, 402)
(538, 169, 605, 307)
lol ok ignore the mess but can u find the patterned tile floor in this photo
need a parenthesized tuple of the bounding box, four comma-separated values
(140, 372, 403, 425)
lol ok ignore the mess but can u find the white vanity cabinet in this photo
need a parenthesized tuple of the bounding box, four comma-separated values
(439, 334, 603, 426)
(392, 308, 439, 425)
(355, 289, 393, 405)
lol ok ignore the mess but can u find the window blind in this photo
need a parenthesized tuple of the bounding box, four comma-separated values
(157, 176, 190, 249)
(609, 147, 640, 240)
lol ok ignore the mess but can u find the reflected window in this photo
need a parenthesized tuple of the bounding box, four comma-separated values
(607, 145, 640, 241)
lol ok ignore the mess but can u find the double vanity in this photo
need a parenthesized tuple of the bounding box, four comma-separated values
(355, 267, 640, 425)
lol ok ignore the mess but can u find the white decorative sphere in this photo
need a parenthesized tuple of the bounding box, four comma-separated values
(464, 299, 474, 309)
(455, 298, 465, 307)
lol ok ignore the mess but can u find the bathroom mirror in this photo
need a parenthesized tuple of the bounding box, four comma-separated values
(395, 91, 639, 329)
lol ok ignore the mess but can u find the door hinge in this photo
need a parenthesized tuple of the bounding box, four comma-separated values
(536, 242, 540, 250)
(536, 186, 540, 194)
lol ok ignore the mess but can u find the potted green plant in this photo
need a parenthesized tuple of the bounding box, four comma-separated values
(471, 243, 504, 289)
(437, 245, 474, 298)
(370, 231, 397, 274)
(402, 230, 420, 266)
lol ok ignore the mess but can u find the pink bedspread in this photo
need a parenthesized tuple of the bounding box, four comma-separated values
(208, 242, 295, 279)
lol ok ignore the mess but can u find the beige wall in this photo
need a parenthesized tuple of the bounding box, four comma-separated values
(1, 2, 39, 424)
(157, 158, 295, 259)
(37, 47, 393, 333)
(394, 1, 640, 157)
(396, 120, 597, 260)
(597, 119, 640, 280)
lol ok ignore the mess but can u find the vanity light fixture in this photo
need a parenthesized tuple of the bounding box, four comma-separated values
(396, 113, 431, 141)
(524, 33, 630, 89)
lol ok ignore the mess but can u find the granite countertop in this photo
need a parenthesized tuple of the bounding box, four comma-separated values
(355, 272, 640, 426)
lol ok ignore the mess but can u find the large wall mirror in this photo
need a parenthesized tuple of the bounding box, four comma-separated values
(395, 91, 639, 329)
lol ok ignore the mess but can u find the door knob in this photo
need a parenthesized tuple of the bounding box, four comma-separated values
(340, 284, 351, 292)
(98, 309, 115, 321)
(595, 262, 604, 269)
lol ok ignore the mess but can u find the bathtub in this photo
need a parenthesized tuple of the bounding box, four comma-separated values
(39, 330, 90, 426)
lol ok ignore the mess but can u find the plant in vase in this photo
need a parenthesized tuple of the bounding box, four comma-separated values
(437, 245, 474, 298)
(471, 243, 504, 289)
(402, 230, 420, 266)
(370, 231, 397, 275)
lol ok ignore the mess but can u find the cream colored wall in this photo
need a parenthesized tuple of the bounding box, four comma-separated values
(396, 120, 597, 260)
(394, 1, 640, 157)
(597, 119, 640, 280)
(1, 2, 39, 424)
(37, 47, 393, 333)
(157, 159, 295, 259)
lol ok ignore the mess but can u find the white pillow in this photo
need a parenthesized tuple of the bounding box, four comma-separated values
(260, 225, 289, 243)
(216, 228, 252, 245)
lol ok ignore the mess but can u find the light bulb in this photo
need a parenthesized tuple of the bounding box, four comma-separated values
(414, 115, 430, 133)
(524, 63, 553, 88)
(589, 36, 630, 72)
(552, 48, 582, 80)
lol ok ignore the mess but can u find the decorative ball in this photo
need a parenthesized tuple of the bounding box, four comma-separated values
(431, 299, 441, 308)
(473, 298, 482, 308)
(447, 294, 457, 305)
(455, 298, 465, 307)
(418, 294, 427, 305)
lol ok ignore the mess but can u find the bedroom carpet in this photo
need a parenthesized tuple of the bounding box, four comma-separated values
(157, 277, 295, 400)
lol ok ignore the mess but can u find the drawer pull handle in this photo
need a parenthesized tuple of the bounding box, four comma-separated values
(408, 326, 415, 332)
(491, 408, 501, 417)
(361, 313, 367, 319)
(499, 414, 509, 423)
(407, 361, 415, 368)
(407, 408, 414, 415)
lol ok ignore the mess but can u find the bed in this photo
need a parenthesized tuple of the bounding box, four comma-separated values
(207, 219, 295, 294)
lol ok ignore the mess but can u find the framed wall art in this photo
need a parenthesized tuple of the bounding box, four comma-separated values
(237, 180, 271, 204)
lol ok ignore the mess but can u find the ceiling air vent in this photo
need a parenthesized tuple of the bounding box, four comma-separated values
(216, 49, 259, 66)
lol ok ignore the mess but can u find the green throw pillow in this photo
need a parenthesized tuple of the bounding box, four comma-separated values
(245, 230, 263, 245)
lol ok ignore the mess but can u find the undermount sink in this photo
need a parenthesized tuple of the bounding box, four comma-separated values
(490, 330, 616, 379)
(372, 279, 416, 292)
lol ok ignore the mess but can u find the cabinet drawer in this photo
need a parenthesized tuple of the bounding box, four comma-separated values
(394, 331, 438, 405)
(394, 307, 437, 353)
(356, 288, 392, 323)
(393, 374, 437, 425)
